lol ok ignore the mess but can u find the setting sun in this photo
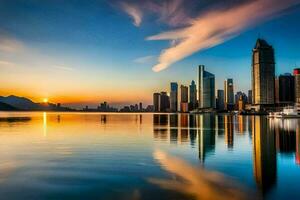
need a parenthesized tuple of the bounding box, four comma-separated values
(43, 98, 48, 103)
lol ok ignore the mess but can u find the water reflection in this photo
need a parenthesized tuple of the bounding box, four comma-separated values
(0, 113, 298, 199)
(153, 114, 300, 197)
(149, 150, 257, 200)
(198, 114, 215, 163)
(0, 117, 31, 123)
(252, 116, 277, 194)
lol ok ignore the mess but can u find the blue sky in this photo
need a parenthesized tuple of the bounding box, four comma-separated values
(0, 0, 300, 107)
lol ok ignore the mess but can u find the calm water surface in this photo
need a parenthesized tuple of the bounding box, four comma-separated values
(0, 112, 299, 200)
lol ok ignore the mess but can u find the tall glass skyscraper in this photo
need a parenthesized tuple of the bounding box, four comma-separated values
(252, 39, 275, 106)
(189, 80, 197, 110)
(224, 78, 234, 110)
(198, 65, 215, 109)
(170, 82, 178, 112)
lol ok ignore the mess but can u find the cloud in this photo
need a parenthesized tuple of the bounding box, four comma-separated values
(118, 0, 197, 27)
(134, 55, 155, 64)
(149, 150, 257, 200)
(52, 65, 74, 71)
(0, 60, 16, 68)
(120, 2, 143, 27)
(0, 36, 23, 53)
(148, 0, 300, 72)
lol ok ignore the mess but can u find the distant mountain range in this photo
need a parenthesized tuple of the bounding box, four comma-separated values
(0, 95, 74, 111)
(0, 101, 19, 111)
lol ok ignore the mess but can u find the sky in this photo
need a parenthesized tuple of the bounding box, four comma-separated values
(0, 0, 300, 108)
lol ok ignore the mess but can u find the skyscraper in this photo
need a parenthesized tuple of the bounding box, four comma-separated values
(180, 85, 189, 112)
(198, 65, 215, 109)
(160, 92, 170, 112)
(278, 73, 295, 105)
(294, 68, 300, 104)
(189, 80, 197, 110)
(248, 90, 252, 104)
(224, 78, 234, 110)
(252, 39, 275, 107)
(170, 82, 178, 112)
(216, 90, 225, 111)
(153, 93, 160, 112)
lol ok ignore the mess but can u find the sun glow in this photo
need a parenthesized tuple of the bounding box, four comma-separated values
(43, 98, 48, 103)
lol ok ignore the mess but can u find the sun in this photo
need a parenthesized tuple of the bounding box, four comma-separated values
(43, 98, 48, 103)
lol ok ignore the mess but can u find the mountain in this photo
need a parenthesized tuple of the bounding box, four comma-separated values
(0, 95, 41, 110)
(0, 102, 19, 111)
(0, 95, 76, 111)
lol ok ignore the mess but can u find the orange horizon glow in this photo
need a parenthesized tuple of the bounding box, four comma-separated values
(0, 88, 153, 106)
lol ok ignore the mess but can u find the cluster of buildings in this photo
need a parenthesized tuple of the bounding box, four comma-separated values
(84, 101, 154, 112)
(153, 38, 300, 113)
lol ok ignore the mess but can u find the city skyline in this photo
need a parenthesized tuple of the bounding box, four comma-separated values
(0, 0, 300, 108)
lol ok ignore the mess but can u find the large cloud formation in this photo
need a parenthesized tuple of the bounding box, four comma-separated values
(119, 0, 300, 72)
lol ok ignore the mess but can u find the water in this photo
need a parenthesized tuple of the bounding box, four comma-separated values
(0, 112, 299, 200)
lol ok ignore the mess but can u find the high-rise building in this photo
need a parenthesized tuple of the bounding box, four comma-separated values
(238, 96, 245, 111)
(248, 90, 252, 104)
(277, 73, 295, 105)
(189, 80, 197, 110)
(170, 82, 178, 112)
(216, 90, 225, 111)
(153, 93, 160, 112)
(180, 85, 189, 112)
(198, 65, 215, 109)
(224, 78, 234, 110)
(252, 39, 275, 107)
(294, 68, 300, 104)
(160, 92, 170, 112)
(139, 102, 143, 111)
(275, 77, 280, 104)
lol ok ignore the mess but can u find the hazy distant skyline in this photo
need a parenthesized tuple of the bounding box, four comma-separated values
(0, 0, 300, 108)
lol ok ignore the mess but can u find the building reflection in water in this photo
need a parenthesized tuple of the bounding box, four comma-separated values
(189, 115, 197, 147)
(269, 118, 300, 165)
(297, 127, 300, 165)
(169, 114, 178, 143)
(180, 114, 189, 144)
(153, 114, 168, 141)
(252, 116, 277, 195)
(198, 114, 216, 163)
(152, 114, 300, 196)
(224, 115, 234, 149)
(216, 115, 225, 137)
(236, 115, 247, 134)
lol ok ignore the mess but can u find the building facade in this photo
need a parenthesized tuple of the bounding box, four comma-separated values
(170, 82, 178, 112)
(216, 90, 225, 111)
(180, 85, 189, 112)
(160, 92, 170, 112)
(294, 68, 300, 104)
(189, 80, 197, 110)
(277, 73, 295, 105)
(224, 78, 234, 110)
(198, 65, 215, 109)
(252, 39, 275, 107)
(153, 93, 160, 112)
(248, 90, 252, 104)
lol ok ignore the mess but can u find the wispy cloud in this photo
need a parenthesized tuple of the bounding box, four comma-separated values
(117, 0, 300, 72)
(0, 60, 16, 68)
(120, 2, 143, 27)
(134, 55, 155, 64)
(148, 0, 300, 72)
(0, 36, 23, 53)
(52, 65, 74, 71)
